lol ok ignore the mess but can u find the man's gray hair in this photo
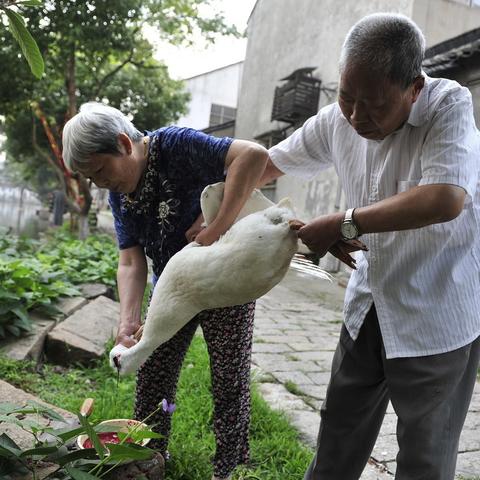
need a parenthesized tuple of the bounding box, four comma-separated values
(62, 102, 143, 172)
(339, 13, 426, 88)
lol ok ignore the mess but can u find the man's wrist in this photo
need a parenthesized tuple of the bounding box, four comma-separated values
(340, 208, 360, 240)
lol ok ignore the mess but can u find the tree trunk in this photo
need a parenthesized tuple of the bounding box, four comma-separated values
(78, 213, 90, 240)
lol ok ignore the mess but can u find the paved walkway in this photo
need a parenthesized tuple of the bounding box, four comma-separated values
(253, 269, 480, 479)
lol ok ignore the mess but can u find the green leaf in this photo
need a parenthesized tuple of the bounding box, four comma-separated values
(19, 445, 58, 457)
(0, 290, 20, 300)
(35, 303, 61, 316)
(12, 307, 30, 324)
(17, 1, 43, 6)
(121, 429, 163, 441)
(5, 324, 21, 337)
(77, 414, 105, 460)
(0, 415, 23, 428)
(55, 448, 99, 467)
(4, 8, 44, 78)
(0, 403, 21, 415)
(52, 425, 85, 442)
(0, 433, 21, 458)
(65, 466, 100, 480)
(26, 401, 66, 422)
(106, 442, 154, 462)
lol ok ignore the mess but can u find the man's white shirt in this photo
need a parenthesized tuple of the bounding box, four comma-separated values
(269, 75, 480, 359)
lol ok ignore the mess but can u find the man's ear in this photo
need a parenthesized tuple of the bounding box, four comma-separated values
(411, 75, 425, 103)
(117, 132, 133, 155)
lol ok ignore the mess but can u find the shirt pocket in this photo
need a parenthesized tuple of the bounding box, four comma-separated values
(396, 179, 421, 193)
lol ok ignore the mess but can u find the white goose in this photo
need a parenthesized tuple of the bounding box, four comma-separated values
(110, 183, 328, 375)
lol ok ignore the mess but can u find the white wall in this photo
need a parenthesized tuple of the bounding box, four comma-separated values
(413, 0, 480, 45)
(176, 62, 243, 130)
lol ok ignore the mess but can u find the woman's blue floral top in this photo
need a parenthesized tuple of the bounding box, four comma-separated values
(108, 126, 233, 278)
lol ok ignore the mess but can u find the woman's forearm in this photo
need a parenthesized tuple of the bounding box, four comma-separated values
(212, 141, 269, 233)
(116, 248, 148, 338)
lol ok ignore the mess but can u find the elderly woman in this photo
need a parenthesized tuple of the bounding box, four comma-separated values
(62, 102, 269, 480)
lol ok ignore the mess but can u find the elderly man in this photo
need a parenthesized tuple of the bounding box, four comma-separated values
(260, 13, 480, 480)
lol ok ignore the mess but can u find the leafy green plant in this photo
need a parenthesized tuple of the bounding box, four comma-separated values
(0, 229, 118, 340)
(38, 229, 118, 287)
(0, 0, 44, 78)
(0, 401, 162, 479)
(0, 256, 80, 339)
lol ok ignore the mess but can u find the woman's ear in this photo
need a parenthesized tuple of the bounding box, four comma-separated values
(117, 132, 133, 155)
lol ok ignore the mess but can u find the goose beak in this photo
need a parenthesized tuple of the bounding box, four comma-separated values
(113, 355, 121, 370)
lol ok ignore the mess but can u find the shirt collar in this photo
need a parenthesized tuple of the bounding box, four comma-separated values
(406, 73, 430, 128)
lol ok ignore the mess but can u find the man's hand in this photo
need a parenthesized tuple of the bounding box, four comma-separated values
(329, 239, 368, 270)
(292, 215, 368, 269)
(185, 213, 205, 243)
(297, 213, 344, 256)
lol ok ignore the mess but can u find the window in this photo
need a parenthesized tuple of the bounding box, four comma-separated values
(209, 104, 236, 127)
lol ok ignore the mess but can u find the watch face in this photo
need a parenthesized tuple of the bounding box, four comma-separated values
(341, 222, 358, 239)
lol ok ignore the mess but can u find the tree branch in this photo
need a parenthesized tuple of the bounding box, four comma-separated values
(94, 26, 143, 97)
(94, 52, 134, 98)
(31, 121, 80, 214)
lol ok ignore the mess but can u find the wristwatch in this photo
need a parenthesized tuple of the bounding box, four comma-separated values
(340, 208, 360, 241)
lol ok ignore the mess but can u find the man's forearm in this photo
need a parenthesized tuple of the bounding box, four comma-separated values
(297, 184, 466, 256)
(354, 184, 466, 234)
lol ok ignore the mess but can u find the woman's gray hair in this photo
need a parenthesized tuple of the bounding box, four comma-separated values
(339, 13, 426, 89)
(62, 102, 143, 172)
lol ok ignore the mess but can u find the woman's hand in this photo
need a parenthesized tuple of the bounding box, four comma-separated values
(194, 224, 223, 246)
(115, 334, 137, 348)
(185, 213, 205, 243)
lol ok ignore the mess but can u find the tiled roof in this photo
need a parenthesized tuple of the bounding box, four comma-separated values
(423, 28, 480, 75)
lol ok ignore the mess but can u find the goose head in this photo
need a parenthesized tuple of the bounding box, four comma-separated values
(109, 344, 141, 376)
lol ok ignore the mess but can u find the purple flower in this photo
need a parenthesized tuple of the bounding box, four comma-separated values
(161, 398, 176, 414)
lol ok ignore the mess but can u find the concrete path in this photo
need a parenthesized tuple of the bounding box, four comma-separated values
(253, 269, 480, 479)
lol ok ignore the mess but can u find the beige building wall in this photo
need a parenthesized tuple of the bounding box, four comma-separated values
(176, 62, 243, 130)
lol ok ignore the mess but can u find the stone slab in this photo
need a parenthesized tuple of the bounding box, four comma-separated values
(257, 382, 313, 412)
(79, 283, 114, 300)
(252, 342, 293, 354)
(0, 380, 74, 449)
(287, 409, 320, 447)
(55, 296, 88, 317)
(0, 313, 56, 363)
(46, 295, 119, 365)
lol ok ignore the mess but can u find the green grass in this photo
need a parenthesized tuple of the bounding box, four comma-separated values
(284, 381, 304, 396)
(0, 336, 313, 479)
